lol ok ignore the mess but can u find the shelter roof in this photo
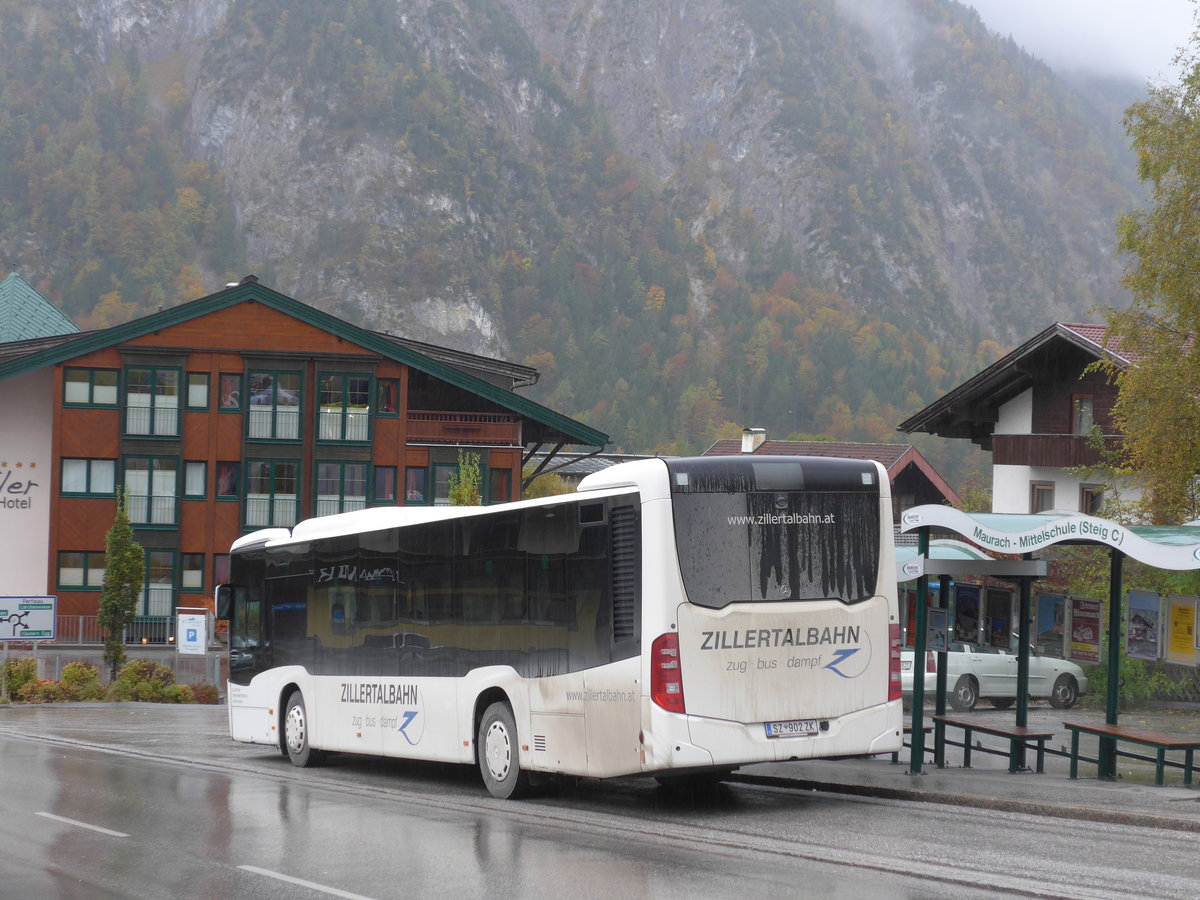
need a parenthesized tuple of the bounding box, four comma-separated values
(900, 505, 1200, 570)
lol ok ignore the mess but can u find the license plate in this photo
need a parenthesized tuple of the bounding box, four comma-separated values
(901, 660, 912, 671)
(764, 719, 819, 738)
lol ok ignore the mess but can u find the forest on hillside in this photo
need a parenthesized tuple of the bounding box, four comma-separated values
(0, 0, 1147, 488)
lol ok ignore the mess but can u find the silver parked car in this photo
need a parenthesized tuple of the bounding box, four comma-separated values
(900, 641, 1088, 711)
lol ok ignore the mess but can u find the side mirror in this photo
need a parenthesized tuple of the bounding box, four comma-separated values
(215, 584, 235, 621)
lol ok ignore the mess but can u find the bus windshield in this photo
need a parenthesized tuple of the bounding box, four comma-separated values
(666, 457, 881, 608)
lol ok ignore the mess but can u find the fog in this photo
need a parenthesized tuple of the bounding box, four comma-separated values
(965, 0, 1195, 81)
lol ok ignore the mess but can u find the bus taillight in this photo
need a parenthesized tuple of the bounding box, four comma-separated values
(651, 633, 686, 714)
(888, 624, 902, 702)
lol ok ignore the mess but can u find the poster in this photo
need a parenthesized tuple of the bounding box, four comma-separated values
(1036, 593, 1065, 658)
(985, 586, 1013, 650)
(1125, 591, 1161, 661)
(927, 607, 949, 651)
(1069, 597, 1102, 664)
(953, 584, 981, 647)
(1166, 595, 1197, 664)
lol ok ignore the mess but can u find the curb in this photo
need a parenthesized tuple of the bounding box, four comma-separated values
(730, 772, 1200, 834)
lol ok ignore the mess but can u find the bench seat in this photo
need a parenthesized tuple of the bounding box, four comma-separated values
(1063, 721, 1200, 785)
(932, 714, 1055, 774)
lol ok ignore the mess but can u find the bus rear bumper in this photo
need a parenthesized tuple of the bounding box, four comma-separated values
(681, 700, 903, 766)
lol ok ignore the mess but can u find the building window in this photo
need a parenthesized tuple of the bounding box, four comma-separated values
(489, 468, 512, 504)
(187, 373, 210, 409)
(58, 551, 105, 589)
(61, 458, 116, 496)
(219, 373, 242, 410)
(216, 462, 240, 499)
(125, 367, 181, 437)
(318, 373, 371, 441)
(213, 554, 231, 586)
(125, 457, 178, 525)
(377, 379, 399, 416)
(432, 462, 457, 505)
(248, 371, 302, 439)
(405, 467, 427, 504)
(1072, 395, 1094, 435)
(374, 466, 397, 504)
(316, 461, 368, 516)
(184, 461, 207, 499)
(1031, 482, 1055, 513)
(246, 459, 299, 527)
(141, 549, 175, 617)
(1080, 485, 1104, 516)
(181, 553, 205, 592)
(63, 368, 118, 406)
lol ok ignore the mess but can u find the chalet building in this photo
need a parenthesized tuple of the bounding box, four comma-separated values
(898, 323, 1134, 515)
(703, 428, 961, 522)
(0, 276, 606, 626)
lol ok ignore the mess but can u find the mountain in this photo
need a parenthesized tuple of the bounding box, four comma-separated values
(0, 0, 1148, 484)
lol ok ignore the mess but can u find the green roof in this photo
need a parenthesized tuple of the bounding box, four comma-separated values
(0, 280, 607, 449)
(0, 272, 79, 342)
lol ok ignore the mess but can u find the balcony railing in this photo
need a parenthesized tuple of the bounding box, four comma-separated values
(51, 614, 220, 646)
(991, 433, 1124, 468)
(407, 410, 521, 445)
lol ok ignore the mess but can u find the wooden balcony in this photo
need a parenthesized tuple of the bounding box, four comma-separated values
(991, 433, 1124, 468)
(407, 410, 521, 446)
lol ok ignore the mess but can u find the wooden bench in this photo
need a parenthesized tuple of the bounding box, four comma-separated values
(1063, 721, 1200, 786)
(890, 723, 934, 764)
(932, 714, 1055, 774)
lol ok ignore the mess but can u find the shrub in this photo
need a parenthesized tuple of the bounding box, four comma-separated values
(107, 658, 177, 702)
(189, 683, 220, 705)
(163, 683, 195, 704)
(17, 678, 67, 704)
(60, 661, 105, 702)
(3, 657, 38, 698)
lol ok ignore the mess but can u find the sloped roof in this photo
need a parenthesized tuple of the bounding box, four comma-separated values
(0, 271, 79, 342)
(0, 279, 607, 448)
(898, 322, 1130, 441)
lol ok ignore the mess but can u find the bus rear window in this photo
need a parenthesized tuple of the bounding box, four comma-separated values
(671, 491, 881, 608)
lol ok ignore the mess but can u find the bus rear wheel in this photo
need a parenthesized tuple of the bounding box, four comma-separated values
(478, 701, 530, 799)
(284, 691, 325, 768)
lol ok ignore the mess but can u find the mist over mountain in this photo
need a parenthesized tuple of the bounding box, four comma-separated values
(0, 0, 1147, 484)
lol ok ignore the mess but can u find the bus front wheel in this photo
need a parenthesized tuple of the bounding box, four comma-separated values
(284, 691, 325, 768)
(478, 701, 530, 799)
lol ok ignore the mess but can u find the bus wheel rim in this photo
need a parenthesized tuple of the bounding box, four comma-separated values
(485, 721, 511, 781)
(286, 704, 306, 752)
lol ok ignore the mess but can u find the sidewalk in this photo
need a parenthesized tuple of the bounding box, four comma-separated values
(739, 703, 1200, 832)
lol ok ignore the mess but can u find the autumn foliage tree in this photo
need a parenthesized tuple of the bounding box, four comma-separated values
(1104, 23, 1200, 523)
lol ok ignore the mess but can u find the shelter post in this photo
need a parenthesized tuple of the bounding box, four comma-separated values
(934, 576, 950, 766)
(1099, 549, 1124, 778)
(908, 526, 930, 775)
(1014, 562, 1033, 770)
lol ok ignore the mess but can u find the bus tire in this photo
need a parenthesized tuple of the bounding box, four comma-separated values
(478, 701, 530, 799)
(284, 691, 324, 768)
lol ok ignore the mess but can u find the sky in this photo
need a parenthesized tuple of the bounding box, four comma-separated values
(964, 0, 1196, 82)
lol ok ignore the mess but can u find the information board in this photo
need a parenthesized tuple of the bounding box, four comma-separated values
(0, 596, 56, 641)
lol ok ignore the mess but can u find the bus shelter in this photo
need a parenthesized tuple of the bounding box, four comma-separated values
(898, 506, 1200, 776)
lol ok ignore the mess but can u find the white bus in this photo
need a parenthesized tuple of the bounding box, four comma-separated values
(218, 455, 902, 798)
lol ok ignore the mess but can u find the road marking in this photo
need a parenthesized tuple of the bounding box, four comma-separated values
(238, 865, 378, 900)
(35, 811, 129, 838)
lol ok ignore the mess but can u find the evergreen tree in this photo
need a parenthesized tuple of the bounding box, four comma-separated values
(98, 489, 144, 680)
